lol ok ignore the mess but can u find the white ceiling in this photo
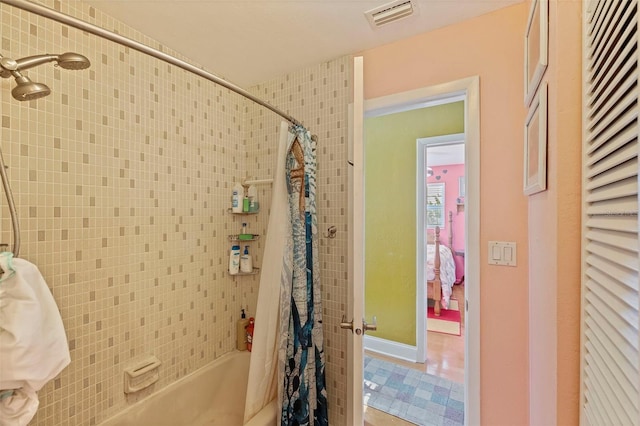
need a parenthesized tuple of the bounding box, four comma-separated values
(427, 143, 464, 166)
(84, 0, 523, 87)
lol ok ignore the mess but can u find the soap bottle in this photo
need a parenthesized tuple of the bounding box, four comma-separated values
(240, 245, 253, 273)
(231, 182, 244, 213)
(229, 244, 240, 275)
(237, 308, 249, 351)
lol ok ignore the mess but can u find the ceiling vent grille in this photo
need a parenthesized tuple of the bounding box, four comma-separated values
(365, 0, 416, 28)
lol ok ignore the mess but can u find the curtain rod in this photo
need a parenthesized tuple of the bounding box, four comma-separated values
(0, 0, 302, 127)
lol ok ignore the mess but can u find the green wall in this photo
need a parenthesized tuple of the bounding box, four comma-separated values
(364, 101, 464, 345)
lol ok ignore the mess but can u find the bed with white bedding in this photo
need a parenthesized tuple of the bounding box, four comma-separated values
(426, 242, 456, 310)
(426, 226, 457, 315)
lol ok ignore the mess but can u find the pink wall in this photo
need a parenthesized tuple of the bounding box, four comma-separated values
(360, 4, 531, 424)
(528, 1, 582, 425)
(427, 164, 465, 281)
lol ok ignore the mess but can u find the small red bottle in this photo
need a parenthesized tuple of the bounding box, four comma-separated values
(246, 317, 255, 352)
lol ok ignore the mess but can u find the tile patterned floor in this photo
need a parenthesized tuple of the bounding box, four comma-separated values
(364, 283, 466, 426)
(364, 355, 464, 426)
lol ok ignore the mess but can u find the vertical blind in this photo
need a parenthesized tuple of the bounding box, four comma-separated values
(582, 1, 640, 425)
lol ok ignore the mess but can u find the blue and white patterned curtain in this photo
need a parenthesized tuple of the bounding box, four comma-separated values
(279, 124, 328, 426)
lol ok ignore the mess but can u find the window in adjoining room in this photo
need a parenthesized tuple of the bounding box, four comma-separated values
(426, 182, 445, 228)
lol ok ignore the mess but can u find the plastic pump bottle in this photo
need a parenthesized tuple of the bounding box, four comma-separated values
(229, 245, 240, 275)
(240, 246, 253, 273)
(231, 182, 244, 213)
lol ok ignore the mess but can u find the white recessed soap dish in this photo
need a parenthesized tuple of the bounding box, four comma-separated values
(124, 355, 162, 394)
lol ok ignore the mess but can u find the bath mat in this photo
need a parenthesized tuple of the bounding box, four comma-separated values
(364, 355, 464, 426)
(427, 299, 461, 336)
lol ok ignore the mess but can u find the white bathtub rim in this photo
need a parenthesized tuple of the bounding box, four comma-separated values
(98, 350, 250, 426)
(244, 398, 278, 426)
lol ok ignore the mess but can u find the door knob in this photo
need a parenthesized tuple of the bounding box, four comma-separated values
(363, 316, 377, 334)
(340, 315, 354, 333)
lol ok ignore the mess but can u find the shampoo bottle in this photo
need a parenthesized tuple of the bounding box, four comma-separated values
(229, 244, 240, 275)
(236, 308, 249, 350)
(240, 245, 253, 273)
(231, 182, 244, 213)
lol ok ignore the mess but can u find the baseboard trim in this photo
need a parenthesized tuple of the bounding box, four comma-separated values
(364, 335, 417, 363)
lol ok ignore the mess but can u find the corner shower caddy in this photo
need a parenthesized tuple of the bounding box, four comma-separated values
(228, 209, 260, 276)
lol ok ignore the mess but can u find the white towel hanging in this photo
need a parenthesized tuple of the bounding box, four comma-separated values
(0, 252, 70, 425)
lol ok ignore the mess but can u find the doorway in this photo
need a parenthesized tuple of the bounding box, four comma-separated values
(363, 104, 466, 425)
(347, 67, 480, 426)
(418, 133, 466, 363)
(420, 137, 466, 385)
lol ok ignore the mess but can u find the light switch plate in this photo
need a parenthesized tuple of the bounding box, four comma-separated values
(488, 241, 517, 266)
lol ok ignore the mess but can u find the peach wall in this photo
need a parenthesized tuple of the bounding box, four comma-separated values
(554, 4, 582, 423)
(361, 5, 530, 424)
(529, 1, 582, 425)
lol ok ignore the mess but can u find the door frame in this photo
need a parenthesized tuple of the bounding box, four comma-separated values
(417, 132, 465, 362)
(349, 73, 480, 425)
(346, 56, 365, 426)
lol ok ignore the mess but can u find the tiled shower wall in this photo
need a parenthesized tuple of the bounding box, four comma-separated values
(0, 1, 350, 425)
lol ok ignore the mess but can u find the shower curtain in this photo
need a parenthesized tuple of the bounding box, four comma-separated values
(280, 125, 328, 425)
(244, 122, 291, 424)
(243, 123, 328, 426)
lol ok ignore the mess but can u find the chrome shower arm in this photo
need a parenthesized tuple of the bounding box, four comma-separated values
(0, 54, 57, 78)
(10, 54, 58, 70)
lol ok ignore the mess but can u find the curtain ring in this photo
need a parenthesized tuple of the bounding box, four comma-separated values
(324, 226, 337, 239)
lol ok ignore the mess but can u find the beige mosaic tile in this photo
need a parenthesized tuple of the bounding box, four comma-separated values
(0, 1, 350, 425)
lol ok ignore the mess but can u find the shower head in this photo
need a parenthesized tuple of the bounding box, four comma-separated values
(56, 52, 92, 70)
(0, 52, 91, 77)
(0, 52, 90, 101)
(10, 71, 51, 101)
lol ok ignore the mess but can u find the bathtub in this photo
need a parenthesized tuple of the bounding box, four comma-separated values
(99, 350, 277, 426)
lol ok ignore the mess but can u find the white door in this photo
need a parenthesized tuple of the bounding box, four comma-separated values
(346, 55, 365, 426)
